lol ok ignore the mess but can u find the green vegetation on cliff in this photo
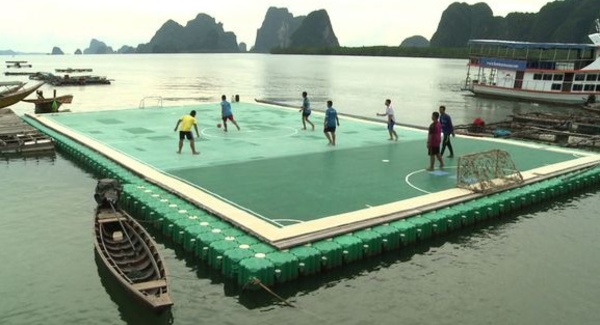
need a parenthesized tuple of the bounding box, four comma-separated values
(431, 0, 600, 47)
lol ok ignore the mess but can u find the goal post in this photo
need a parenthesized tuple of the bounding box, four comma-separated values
(456, 149, 524, 193)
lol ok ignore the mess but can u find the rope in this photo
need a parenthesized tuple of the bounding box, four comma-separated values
(247, 277, 295, 308)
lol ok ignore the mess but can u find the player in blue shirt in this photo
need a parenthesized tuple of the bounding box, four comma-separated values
(299, 91, 315, 131)
(324, 100, 340, 146)
(221, 94, 240, 132)
(439, 105, 455, 158)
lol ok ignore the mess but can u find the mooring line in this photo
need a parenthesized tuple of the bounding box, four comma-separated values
(247, 278, 295, 307)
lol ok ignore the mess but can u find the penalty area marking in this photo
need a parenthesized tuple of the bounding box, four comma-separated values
(405, 167, 456, 194)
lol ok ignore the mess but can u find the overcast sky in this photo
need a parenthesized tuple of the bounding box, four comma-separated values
(3, 0, 552, 53)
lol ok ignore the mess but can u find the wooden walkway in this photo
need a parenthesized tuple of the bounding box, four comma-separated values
(0, 109, 54, 155)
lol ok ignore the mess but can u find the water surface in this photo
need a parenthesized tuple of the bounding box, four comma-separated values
(1, 54, 599, 325)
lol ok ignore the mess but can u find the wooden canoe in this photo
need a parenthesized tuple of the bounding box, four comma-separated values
(93, 180, 173, 311)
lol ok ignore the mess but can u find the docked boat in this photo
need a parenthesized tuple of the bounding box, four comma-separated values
(55, 68, 93, 73)
(51, 74, 111, 86)
(0, 81, 45, 109)
(5, 60, 32, 68)
(463, 18, 600, 106)
(28, 72, 111, 86)
(93, 179, 173, 311)
(0, 81, 25, 96)
(22, 90, 73, 113)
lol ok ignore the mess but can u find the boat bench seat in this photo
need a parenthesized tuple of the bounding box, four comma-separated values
(97, 210, 125, 222)
(132, 279, 167, 291)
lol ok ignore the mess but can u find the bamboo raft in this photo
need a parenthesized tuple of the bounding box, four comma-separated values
(455, 109, 600, 150)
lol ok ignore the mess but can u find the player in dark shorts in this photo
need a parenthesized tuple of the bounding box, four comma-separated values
(299, 91, 315, 131)
(323, 100, 340, 146)
(427, 111, 444, 171)
(173, 110, 200, 155)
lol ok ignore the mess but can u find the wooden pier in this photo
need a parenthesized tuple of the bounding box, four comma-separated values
(0, 109, 54, 155)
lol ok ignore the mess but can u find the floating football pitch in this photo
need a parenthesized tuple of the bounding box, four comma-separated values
(32, 102, 600, 247)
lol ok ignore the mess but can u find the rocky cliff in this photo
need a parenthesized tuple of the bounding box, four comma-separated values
(253, 7, 305, 52)
(83, 39, 114, 54)
(431, 0, 600, 47)
(289, 9, 339, 48)
(254, 8, 339, 52)
(137, 14, 239, 53)
(51, 47, 64, 55)
(400, 35, 430, 47)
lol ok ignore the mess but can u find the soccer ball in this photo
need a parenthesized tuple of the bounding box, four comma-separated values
(217, 123, 222, 128)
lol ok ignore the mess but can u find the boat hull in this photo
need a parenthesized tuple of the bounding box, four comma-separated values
(0, 82, 45, 109)
(470, 84, 592, 105)
(22, 95, 74, 113)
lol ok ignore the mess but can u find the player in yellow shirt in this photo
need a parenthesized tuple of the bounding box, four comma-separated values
(174, 110, 200, 155)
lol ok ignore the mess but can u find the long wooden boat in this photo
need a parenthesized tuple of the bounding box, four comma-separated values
(93, 179, 173, 311)
(0, 82, 45, 109)
(462, 17, 600, 106)
(0, 81, 25, 96)
(22, 93, 74, 113)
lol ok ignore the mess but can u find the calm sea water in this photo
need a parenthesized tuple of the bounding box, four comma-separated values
(1, 54, 599, 325)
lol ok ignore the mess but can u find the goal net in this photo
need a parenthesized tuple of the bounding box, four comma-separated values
(456, 149, 523, 193)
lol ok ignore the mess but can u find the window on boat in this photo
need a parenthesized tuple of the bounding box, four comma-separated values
(551, 83, 561, 91)
(553, 74, 563, 81)
(573, 84, 584, 91)
(575, 74, 585, 81)
(542, 74, 553, 80)
(533, 73, 542, 80)
(584, 84, 595, 91)
(586, 74, 598, 81)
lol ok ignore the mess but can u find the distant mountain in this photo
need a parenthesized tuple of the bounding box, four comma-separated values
(84, 39, 115, 54)
(254, 8, 339, 52)
(289, 9, 339, 49)
(117, 45, 136, 54)
(253, 7, 305, 53)
(400, 35, 430, 47)
(0, 50, 18, 55)
(431, 0, 600, 47)
(136, 13, 239, 53)
(51, 47, 64, 55)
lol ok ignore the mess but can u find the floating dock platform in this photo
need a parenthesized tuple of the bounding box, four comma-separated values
(23, 101, 600, 288)
(0, 109, 54, 155)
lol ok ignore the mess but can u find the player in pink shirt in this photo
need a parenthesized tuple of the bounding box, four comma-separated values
(427, 111, 444, 171)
